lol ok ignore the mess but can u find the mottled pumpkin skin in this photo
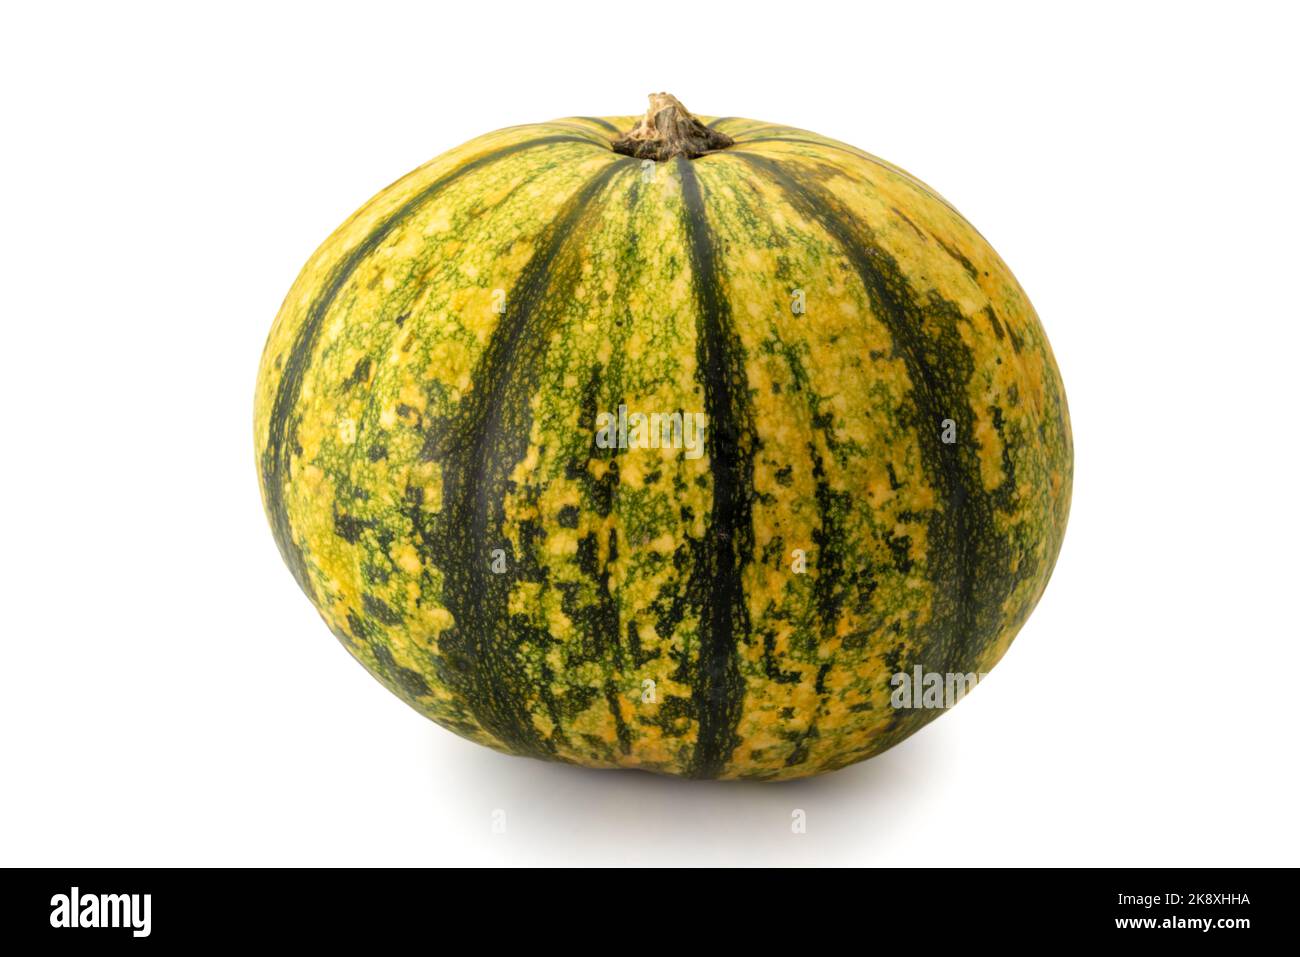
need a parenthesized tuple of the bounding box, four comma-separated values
(254, 114, 1072, 780)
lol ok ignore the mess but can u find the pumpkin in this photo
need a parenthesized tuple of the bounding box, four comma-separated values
(254, 93, 1072, 780)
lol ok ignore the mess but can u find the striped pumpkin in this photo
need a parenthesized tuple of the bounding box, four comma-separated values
(255, 94, 1072, 780)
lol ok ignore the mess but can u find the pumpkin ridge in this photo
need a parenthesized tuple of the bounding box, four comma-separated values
(260, 133, 600, 604)
(418, 158, 637, 757)
(332, 150, 584, 566)
(731, 152, 1013, 726)
(687, 158, 856, 773)
(677, 157, 753, 778)
(736, 137, 966, 219)
(805, 150, 1055, 699)
(573, 115, 620, 135)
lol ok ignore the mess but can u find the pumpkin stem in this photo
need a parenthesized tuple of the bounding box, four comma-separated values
(612, 93, 734, 161)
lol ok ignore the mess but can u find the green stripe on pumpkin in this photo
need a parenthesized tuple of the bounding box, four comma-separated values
(418, 158, 636, 756)
(261, 134, 609, 605)
(676, 156, 753, 777)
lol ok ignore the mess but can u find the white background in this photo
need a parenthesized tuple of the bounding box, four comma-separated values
(2, 0, 1297, 867)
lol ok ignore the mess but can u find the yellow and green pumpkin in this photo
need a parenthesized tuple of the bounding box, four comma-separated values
(254, 94, 1072, 780)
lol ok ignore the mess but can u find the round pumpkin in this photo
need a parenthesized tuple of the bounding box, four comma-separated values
(254, 94, 1072, 780)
